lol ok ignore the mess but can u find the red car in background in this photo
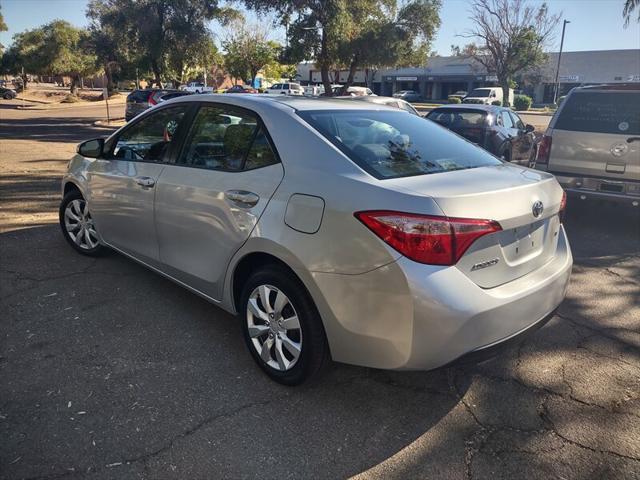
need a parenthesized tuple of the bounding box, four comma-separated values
(226, 85, 258, 94)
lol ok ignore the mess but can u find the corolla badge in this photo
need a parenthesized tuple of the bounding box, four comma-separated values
(532, 200, 544, 218)
(610, 143, 628, 157)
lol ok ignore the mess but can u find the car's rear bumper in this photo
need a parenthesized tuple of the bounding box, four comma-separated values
(312, 225, 572, 370)
(546, 172, 640, 206)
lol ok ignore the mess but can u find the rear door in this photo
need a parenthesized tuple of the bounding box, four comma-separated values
(154, 103, 284, 300)
(548, 90, 640, 180)
(87, 105, 191, 264)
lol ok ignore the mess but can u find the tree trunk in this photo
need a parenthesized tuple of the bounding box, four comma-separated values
(70, 75, 80, 95)
(319, 29, 333, 96)
(104, 63, 115, 94)
(501, 81, 510, 107)
(21, 74, 28, 90)
(151, 59, 162, 88)
(340, 56, 359, 95)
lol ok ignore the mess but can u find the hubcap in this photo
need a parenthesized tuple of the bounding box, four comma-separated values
(246, 285, 302, 371)
(64, 199, 99, 250)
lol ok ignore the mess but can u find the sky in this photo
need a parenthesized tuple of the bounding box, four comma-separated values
(1, 0, 638, 55)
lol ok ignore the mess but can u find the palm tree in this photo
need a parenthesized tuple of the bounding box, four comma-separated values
(623, 0, 640, 27)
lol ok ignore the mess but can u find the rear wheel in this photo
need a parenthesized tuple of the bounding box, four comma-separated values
(59, 190, 107, 256)
(240, 265, 330, 385)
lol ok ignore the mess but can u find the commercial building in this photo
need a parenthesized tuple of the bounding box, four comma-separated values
(296, 49, 640, 103)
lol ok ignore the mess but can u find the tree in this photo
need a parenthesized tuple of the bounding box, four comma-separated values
(222, 20, 279, 85)
(3, 21, 97, 93)
(461, 0, 560, 106)
(623, 0, 640, 26)
(87, 0, 236, 87)
(244, 0, 440, 96)
(0, 5, 7, 32)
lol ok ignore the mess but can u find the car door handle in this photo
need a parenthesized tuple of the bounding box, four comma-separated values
(135, 176, 155, 188)
(627, 137, 640, 143)
(225, 190, 260, 207)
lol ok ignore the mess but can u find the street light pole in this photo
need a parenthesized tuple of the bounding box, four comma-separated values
(553, 19, 570, 105)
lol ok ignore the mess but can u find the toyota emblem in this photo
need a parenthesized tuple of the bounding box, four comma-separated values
(532, 200, 544, 218)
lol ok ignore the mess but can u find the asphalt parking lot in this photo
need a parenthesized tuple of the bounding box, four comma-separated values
(1, 99, 639, 479)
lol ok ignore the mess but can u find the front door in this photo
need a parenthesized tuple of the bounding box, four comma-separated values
(154, 103, 284, 300)
(87, 105, 190, 263)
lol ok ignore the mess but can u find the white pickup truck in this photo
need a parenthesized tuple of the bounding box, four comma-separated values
(180, 82, 214, 93)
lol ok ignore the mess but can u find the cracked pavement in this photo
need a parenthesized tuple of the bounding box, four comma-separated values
(1, 100, 639, 479)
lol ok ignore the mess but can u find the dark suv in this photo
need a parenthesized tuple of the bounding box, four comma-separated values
(125, 89, 175, 121)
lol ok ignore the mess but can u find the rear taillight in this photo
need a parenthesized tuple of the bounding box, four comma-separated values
(559, 191, 567, 223)
(537, 135, 552, 165)
(355, 211, 502, 266)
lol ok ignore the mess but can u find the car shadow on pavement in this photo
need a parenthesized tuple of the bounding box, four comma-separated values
(1, 209, 638, 479)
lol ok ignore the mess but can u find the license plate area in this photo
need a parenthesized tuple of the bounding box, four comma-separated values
(499, 218, 550, 265)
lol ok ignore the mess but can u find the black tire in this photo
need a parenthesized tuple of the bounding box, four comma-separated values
(4, 93, 13, 100)
(240, 265, 330, 386)
(59, 190, 108, 257)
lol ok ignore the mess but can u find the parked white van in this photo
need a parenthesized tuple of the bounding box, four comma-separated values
(463, 87, 514, 106)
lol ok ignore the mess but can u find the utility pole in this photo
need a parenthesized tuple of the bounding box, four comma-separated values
(553, 19, 570, 105)
(136, 68, 139, 90)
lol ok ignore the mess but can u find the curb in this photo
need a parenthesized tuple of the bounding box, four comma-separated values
(93, 118, 125, 127)
(15, 98, 126, 111)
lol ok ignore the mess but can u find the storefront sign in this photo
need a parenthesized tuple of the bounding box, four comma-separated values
(396, 76, 418, 81)
(559, 75, 580, 82)
(485, 75, 498, 82)
(627, 74, 640, 82)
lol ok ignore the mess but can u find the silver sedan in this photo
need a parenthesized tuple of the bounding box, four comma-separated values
(59, 95, 572, 385)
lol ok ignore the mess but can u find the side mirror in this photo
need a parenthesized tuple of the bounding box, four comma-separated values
(77, 138, 104, 158)
(525, 124, 535, 133)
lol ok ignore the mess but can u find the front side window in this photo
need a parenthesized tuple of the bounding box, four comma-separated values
(181, 105, 278, 171)
(510, 112, 525, 130)
(111, 106, 188, 162)
(500, 111, 514, 129)
(300, 109, 500, 179)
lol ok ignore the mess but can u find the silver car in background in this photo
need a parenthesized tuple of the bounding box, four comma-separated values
(535, 84, 640, 206)
(60, 95, 572, 385)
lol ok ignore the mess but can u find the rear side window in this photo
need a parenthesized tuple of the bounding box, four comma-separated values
(299, 109, 500, 179)
(427, 109, 486, 128)
(555, 91, 640, 135)
(181, 105, 278, 171)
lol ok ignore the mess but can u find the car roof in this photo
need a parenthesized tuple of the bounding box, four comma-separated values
(428, 104, 500, 113)
(573, 83, 640, 92)
(163, 93, 401, 112)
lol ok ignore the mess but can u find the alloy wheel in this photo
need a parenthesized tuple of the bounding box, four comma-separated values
(246, 284, 302, 371)
(63, 199, 99, 250)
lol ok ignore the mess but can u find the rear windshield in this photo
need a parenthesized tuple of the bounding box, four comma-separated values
(298, 109, 500, 179)
(128, 90, 152, 102)
(427, 109, 487, 128)
(555, 91, 640, 135)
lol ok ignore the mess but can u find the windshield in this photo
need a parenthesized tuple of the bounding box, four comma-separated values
(468, 89, 492, 98)
(298, 109, 501, 179)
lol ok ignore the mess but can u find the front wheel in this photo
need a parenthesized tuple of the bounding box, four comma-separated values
(59, 190, 107, 256)
(240, 265, 330, 385)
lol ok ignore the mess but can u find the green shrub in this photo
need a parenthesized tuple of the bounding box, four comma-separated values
(447, 96, 462, 104)
(513, 95, 532, 111)
(491, 100, 502, 106)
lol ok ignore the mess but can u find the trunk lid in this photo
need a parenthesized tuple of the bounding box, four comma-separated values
(388, 164, 564, 288)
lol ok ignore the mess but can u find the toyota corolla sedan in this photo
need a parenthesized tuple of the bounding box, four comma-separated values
(60, 95, 572, 385)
